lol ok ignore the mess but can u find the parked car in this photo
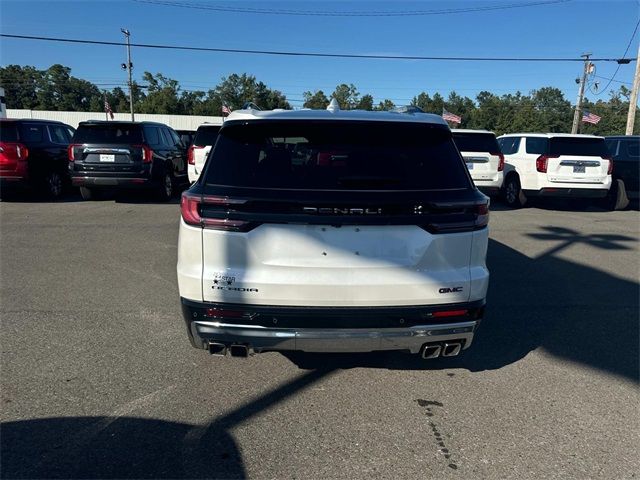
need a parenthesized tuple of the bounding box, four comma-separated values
(604, 135, 639, 210)
(176, 129, 196, 148)
(496, 133, 612, 208)
(177, 104, 489, 359)
(68, 121, 188, 200)
(452, 129, 504, 195)
(0, 118, 75, 199)
(187, 123, 221, 184)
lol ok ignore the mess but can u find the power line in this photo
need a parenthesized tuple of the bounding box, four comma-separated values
(589, 19, 640, 95)
(134, 0, 571, 17)
(0, 33, 634, 63)
(593, 74, 632, 86)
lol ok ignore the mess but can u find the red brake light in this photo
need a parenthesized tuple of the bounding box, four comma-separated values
(536, 154, 549, 173)
(604, 156, 613, 174)
(496, 153, 505, 171)
(188, 145, 204, 165)
(181, 192, 252, 231)
(67, 143, 80, 161)
(474, 202, 490, 229)
(133, 144, 154, 163)
(0, 142, 29, 162)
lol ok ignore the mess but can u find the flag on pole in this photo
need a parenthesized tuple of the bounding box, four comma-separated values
(222, 105, 232, 115)
(442, 108, 461, 124)
(581, 110, 601, 125)
(104, 99, 114, 120)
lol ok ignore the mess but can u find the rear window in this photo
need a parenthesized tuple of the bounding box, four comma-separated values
(205, 120, 470, 191)
(73, 124, 143, 144)
(194, 126, 221, 146)
(0, 123, 19, 142)
(549, 137, 607, 157)
(20, 124, 45, 142)
(452, 132, 499, 153)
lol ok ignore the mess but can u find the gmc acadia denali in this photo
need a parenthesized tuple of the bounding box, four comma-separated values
(177, 103, 490, 359)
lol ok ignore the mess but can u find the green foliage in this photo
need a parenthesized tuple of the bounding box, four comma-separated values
(1, 64, 637, 135)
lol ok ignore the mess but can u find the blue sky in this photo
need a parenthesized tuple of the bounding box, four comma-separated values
(0, 0, 638, 108)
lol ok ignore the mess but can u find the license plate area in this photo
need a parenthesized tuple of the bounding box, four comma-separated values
(466, 162, 474, 170)
(573, 165, 585, 173)
(100, 154, 115, 162)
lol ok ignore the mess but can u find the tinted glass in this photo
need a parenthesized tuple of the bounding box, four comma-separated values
(549, 137, 607, 157)
(167, 128, 182, 146)
(20, 124, 45, 142)
(626, 140, 639, 158)
(194, 126, 221, 146)
(452, 132, 499, 153)
(605, 139, 619, 157)
(205, 121, 470, 191)
(498, 137, 520, 155)
(0, 123, 19, 142)
(525, 137, 548, 154)
(48, 125, 70, 144)
(73, 124, 143, 144)
(143, 126, 161, 146)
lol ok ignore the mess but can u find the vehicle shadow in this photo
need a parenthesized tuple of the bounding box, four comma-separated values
(1, 369, 335, 479)
(284, 230, 639, 382)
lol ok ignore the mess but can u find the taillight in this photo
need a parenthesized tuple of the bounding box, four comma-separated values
(474, 202, 490, 229)
(0, 142, 29, 162)
(133, 144, 154, 163)
(187, 145, 204, 165)
(181, 192, 254, 231)
(496, 153, 505, 172)
(603, 156, 613, 174)
(67, 143, 80, 161)
(536, 154, 548, 173)
(422, 201, 489, 233)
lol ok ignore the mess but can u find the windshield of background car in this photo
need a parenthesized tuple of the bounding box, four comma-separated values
(549, 137, 607, 157)
(204, 120, 470, 190)
(0, 123, 19, 142)
(194, 126, 221, 146)
(72, 124, 143, 144)
(452, 132, 500, 153)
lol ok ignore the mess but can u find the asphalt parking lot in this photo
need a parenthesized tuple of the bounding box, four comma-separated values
(1, 194, 638, 479)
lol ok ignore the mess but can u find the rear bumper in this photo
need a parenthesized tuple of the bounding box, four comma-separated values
(524, 187, 609, 198)
(181, 298, 484, 354)
(71, 176, 151, 187)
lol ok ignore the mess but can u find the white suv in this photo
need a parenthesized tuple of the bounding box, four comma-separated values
(177, 105, 490, 359)
(497, 133, 612, 208)
(187, 123, 221, 184)
(452, 129, 504, 195)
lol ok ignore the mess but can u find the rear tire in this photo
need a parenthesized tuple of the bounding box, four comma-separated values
(156, 170, 174, 201)
(79, 186, 97, 200)
(44, 171, 64, 199)
(503, 175, 526, 208)
(605, 179, 630, 211)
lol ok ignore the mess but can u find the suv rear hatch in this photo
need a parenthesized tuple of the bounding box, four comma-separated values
(452, 132, 503, 182)
(69, 123, 147, 173)
(189, 120, 487, 307)
(190, 125, 220, 176)
(543, 136, 610, 184)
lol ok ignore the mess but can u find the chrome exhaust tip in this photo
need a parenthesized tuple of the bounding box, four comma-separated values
(207, 342, 227, 356)
(229, 344, 250, 358)
(442, 342, 462, 357)
(421, 343, 442, 359)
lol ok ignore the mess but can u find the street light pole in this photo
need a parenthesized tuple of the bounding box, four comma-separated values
(121, 28, 134, 122)
(571, 53, 592, 134)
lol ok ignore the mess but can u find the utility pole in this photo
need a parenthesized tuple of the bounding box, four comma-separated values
(571, 53, 592, 134)
(625, 44, 640, 135)
(121, 28, 134, 122)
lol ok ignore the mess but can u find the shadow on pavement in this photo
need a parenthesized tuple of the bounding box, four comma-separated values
(1, 370, 333, 479)
(284, 230, 639, 382)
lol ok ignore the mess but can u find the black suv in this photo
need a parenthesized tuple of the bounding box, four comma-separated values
(605, 135, 639, 209)
(0, 118, 75, 199)
(68, 121, 188, 200)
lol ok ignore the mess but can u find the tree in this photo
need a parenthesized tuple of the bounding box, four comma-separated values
(139, 72, 181, 114)
(355, 94, 374, 110)
(303, 90, 329, 109)
(375, 99, 396, 111)
(35, 64, 102, 111)
(0, 65, 42, 109)
(331, 84, 360, 109)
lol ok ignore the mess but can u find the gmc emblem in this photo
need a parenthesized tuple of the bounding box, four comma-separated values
(439, 287, 463, 293)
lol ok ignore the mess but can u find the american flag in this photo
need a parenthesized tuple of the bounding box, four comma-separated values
(442, 108, 461, 124)
(104, 99, 114, 120)
(222, 105, 232, 115)
(582, 110, 601, 125)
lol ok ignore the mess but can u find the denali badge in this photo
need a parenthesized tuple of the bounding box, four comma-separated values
(303, 207, 382, 215)
(439, 287, 463, 293)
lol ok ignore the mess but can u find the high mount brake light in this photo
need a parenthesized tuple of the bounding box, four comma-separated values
(181, 192, 252, 231)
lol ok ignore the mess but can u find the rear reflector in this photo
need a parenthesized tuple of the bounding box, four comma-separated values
(205, 308, 245, 318)
(433, 309, 468, 318)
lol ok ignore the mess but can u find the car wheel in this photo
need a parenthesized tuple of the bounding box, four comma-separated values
(503, 175, 526, 208)
(45, 172, 64, 199)
(156, 170, 174, 201)
(79, 186, 97, 200)
(606, 179, 630, 211)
